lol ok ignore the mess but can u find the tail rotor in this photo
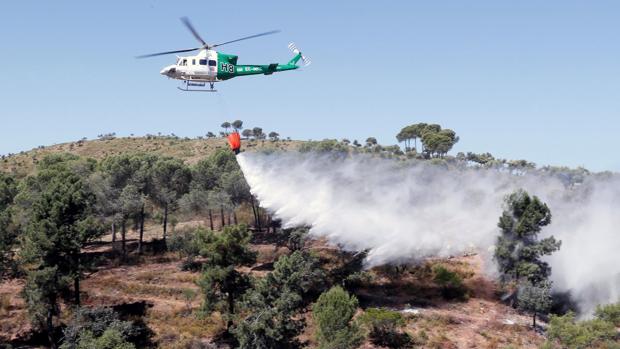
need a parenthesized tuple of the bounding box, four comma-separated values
(288, 42, 311, 67)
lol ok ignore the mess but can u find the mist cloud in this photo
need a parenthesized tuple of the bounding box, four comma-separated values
(237, 151, 620, 315)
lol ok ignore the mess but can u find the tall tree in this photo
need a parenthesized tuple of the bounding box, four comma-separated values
(231, 120, 244, 131)
(197, 224, 256, 333)
(268, 131, 280, 141)
(241, 129, 253, 139)
(118, 185, 142, 256)
(208, 190, 232, 229)
(221, 122, 232, 135)
(18, 155, 105, 347)
(417, 125, 459, 158)
(494, 189, 561, 284)
(150, 158, 191, 246)
(365, 137, 378, 147)
(179, 187, 213, 229)
(252, 127, 266, 140)
(99, 154, 157, 254)
(189, 149, 245, 230)
(220, 170, 252, 226)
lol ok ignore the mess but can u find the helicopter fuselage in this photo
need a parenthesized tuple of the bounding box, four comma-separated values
(160, 49, 300, 82)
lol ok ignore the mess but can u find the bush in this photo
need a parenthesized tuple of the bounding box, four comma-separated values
(594, 302, 620, 327)
(287, 228, 308, 251)
(60, 307, 150, 349)
(359, 308, 411, 348)
(71, 328, 135, 349)
(168, 227, 212, 270)
(299, 139, 349, 154)
(546, 311, 617, 349)
(312, 286, 363, 349)
(433, 265, 467, 300)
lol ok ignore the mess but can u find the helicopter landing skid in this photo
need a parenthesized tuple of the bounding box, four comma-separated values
(178, 80, 217, 92)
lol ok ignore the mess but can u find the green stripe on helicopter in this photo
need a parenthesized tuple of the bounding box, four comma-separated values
(216, 52, 302, 80)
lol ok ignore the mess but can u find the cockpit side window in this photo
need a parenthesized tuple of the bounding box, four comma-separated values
(208, 60, 217, 67)
(192, 59, 196, 65)
(182, 59, 187, 66)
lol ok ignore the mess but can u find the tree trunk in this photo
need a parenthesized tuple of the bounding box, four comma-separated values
(74, 275, 80, 306)
(220, 205, 225, 229)
(267, 215, 272, 233)
(256, 206, 263, 231)
(47, 307, 56, 349)
(256, 207, 262, 232)
(163, 204, 168, 244)
(121, 221, 126, 256)
(250, 199, 258, 229)
(73, 253, 80, 306)
(111, 221, 117, 247)
(226, 292, 234, 332)
(233, 210, 238, 225)
(208, 209, 214, 230)
(533, 312, 537, 328)
(138, 204, 145, 254)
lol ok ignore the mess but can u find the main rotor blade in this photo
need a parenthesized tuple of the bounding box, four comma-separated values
(180, 17, 207, 46)
(212, 30, 281, 48)
(136, 47, 200, 59)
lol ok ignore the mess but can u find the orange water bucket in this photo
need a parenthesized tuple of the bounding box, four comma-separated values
(227, 132, 241, 154)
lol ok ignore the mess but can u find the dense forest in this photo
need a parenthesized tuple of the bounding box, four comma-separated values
(0, 121, 618, 349)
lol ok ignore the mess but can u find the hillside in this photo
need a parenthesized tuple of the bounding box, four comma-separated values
(1, 226, 545, 348)
(1, 135, 617, 349)
(0, 136, 302, 177)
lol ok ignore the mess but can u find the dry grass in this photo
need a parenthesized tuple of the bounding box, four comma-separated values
(0, 136, 304, 177)
(148, 307, 225, 348)
(0, 231, 546, 348)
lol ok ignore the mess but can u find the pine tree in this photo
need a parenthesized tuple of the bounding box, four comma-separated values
(197, 224, 256, 333)
(312, 286, 363, 349)
(18, 155, 105, 348)
(234, 251, 325, 348)
(494, 189, 561, 284)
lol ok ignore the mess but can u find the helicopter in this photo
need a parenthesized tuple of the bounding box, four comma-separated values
(137, 17, 310, 92)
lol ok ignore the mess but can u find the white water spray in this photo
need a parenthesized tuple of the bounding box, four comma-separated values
(237, 151, 620, 314)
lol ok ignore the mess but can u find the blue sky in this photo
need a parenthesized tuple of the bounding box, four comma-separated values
(0, 1, 618, 171)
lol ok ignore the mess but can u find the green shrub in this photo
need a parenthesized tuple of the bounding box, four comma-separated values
(168, 227, 213, 270)
(546, 312, 617, 349)
(359, 308, 411, 348)
(72, 328, 135, 349)
(594, 302, 620, 327)
(299, 139, 349, 154)
(433, 265, 467, 300)
(312, 286, 363, 349)
(60, 307, 151, 349)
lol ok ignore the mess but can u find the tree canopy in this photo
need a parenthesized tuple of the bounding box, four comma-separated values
(396, 123, 459, 157)
(312, 286, 363, 349)
(494, 189, 561, 284)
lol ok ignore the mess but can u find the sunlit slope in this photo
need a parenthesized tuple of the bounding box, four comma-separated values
(0, 136, 302, 177)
